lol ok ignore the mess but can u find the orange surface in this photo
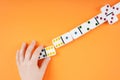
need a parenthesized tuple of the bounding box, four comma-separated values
(0, 0, 120, 80)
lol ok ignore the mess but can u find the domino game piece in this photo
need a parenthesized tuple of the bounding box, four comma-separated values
(86, 17, 99, 29)
(100, 3, 119, 24)
(45, 45, 56, 57)
(112, 2, 120, 15)
(52, 36, 64, 48)
(78, 22, 92, 34)
(39, 2, 120, 59)
(61, 32, 73, 44)
(95, 13, 107, 25)
(69, 27, 82, 39)
(70, 17, 99, 39)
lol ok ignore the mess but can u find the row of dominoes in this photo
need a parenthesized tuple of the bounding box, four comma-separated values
(38, 2, 120, 59)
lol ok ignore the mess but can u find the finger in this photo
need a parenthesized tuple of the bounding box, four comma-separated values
(31, 46, 43, 63)
(25, 40, 36, 61)
(40, 57, 51, 75)
(19, 42, 27, 63)
(16, 50, 20, 66)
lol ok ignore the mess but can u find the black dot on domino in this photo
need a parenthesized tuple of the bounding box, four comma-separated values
(105, 12, 107, 15)
(104, 18, 106, 21)
(75, 32, 77, 35)
(95, 23, 98, 26)
(96, 16, 99, 19)
(41, 49, 44, 52)
(40, 53, 42, 55)
(106, 9, 108, 11)
(110, 21, 113, 23)
(107, 5, 109, 7)
(112, 13, 114, 16)
(111, 17, 113, 20)
(100, 17, 102, 20)
(87, 28, 90, 30)
(43, 55, 46, 57)
(66, 36, 68, 39)
(88, 21, 90, 24)
(113, 7, 115, 9)
(79, 26, 82, 28)
(116, 8, 119, 10)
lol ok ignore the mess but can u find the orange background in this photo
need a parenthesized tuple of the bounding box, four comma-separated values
(0, 0, 120, 80)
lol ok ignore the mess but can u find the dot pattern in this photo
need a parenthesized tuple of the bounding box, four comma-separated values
(52, 36, 64, 48)
(45, 46, 56, 57)
(38, 48, 47, 59)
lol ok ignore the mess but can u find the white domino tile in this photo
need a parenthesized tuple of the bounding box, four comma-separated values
(38, 48, 47, 59)
(77, 22, 91, 34)
(45, 45, 56, 57)
(69, 27, 82, 39)
(86, 17, 99, 29)
(61, 32, 73, 44)
(95, 13, 107, 25)
(52, 36, 64, 48)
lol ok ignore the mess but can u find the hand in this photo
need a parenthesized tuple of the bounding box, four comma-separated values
(16, 41, 51, 80)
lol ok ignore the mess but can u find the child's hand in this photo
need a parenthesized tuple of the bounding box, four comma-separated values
(16, 41, 51, 80)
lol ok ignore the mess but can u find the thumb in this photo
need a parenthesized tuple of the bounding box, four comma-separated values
(40, 57, 51, 75)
